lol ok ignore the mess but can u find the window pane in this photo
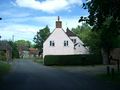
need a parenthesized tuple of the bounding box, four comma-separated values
(67, 41, 68, 46)
(53, 42, 55, 46)
(64, 41, 65, 46)
(50, 41, 55, 46)
(50, 41, 52, 46)
(74, 39, 76, 43)
(64, 41, 68, 46)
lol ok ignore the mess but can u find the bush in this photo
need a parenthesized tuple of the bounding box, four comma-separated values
(0, 51, 7, 61)
(44, 54, 102, 66)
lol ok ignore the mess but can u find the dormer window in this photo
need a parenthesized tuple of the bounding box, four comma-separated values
(50, 41, 55, 46)
(71, 39, 76, 43)
(64, 40, 68, 46)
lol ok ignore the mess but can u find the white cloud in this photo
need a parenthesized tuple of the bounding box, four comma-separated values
(1, 10, 30, 18)
(0, 24, 40, 43)
(14, 0, 82, 13)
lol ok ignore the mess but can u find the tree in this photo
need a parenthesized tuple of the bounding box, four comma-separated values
(8, 41, 19, 59)
(79, 0, 120, 64)
(72, 23, 101, 54)
(33, 25, 50, 50)
(15, 40, 31, 47)
(15, 40, 31, 51)
(72, 23, 91, 44)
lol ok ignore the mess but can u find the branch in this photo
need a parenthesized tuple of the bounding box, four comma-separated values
(78, 16, 89, 23)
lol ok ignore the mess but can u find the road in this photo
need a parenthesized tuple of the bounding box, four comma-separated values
(0, 59, 119, 90)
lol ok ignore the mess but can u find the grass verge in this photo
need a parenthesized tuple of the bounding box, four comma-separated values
(0, 62, 11, 79)
(33, 57, 43, 64)
(97, 71, 120, 84)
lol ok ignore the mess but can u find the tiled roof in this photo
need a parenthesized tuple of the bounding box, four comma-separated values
(29, 48, 38, 51)
(66, 28, 77, 37)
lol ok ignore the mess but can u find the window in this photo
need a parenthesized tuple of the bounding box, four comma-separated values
(71, 39, 76, 43)
(64, 40, 68, 46)
(73, 39, 76, 43)
(50, 41, 55, 46)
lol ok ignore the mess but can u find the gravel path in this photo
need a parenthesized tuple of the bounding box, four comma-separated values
(0, 59, 119, 90)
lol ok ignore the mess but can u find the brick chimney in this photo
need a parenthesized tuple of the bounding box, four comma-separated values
(56, 16, 62, 28)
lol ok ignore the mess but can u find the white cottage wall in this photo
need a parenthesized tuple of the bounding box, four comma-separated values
(69, 36, 89, 54)
(43, 28, 74, 58)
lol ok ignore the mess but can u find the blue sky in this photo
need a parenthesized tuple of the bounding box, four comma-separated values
(0, 0, 88, 43)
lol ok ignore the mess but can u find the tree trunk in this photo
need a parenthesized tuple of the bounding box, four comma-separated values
(101, 48, 110, 64)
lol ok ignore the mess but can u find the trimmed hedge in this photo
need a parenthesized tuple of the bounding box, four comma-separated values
(44, 54, 102, 66)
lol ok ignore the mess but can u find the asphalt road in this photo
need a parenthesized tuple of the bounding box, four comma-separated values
(0, 59, 119, 90)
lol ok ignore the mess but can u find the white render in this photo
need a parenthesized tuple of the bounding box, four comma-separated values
(43, 28, 74, 57)
(69, 36, 89, 54)
(43, 17, 89, 58)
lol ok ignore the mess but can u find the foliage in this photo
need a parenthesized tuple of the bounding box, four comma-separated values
(33, 25, 50, 50)
(44, 54, 102, 66)
(72, 23, 91, 43)
(0, 51, 6, 61)
(8, 41, 19, 59)
(79, 0, 120, 63)
(112, 36, 120, 48)
(15, 40, 31, 48)
(72, 23, 101, 54)
(81, 0, 120, 48)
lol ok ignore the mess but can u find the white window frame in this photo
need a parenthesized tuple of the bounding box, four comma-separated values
(64, 40, 68, 46)
(50, 41, 55, 46)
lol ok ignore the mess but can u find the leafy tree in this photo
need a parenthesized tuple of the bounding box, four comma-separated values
(33, 25, 50, 50)
(15, 40, 31, 50)
(79, 0, 120, 64)
(8, 41, 19, 59)
(72, 23, 101, 54)
(72, 23, 91, 44)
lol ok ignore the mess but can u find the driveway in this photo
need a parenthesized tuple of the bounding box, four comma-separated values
(0, 59, 119, 90)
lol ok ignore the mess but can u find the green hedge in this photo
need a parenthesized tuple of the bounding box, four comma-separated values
(44, 54, 102, 66)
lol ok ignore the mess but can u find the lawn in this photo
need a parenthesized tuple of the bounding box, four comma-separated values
(33, 57, 44, 64)
(0, 62, 11, 79)
(97, 71, 120, 84)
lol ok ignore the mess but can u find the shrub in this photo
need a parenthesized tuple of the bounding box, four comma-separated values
(0, 51, 7, 61)
(44, 54, 102, 66)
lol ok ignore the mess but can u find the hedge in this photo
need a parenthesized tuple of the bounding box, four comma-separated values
(44, 54, 102, 66)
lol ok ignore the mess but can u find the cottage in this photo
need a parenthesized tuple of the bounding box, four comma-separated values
(43, 16, 89, 58)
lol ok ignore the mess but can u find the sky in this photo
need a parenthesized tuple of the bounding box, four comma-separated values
(0, 0, 89, 43)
